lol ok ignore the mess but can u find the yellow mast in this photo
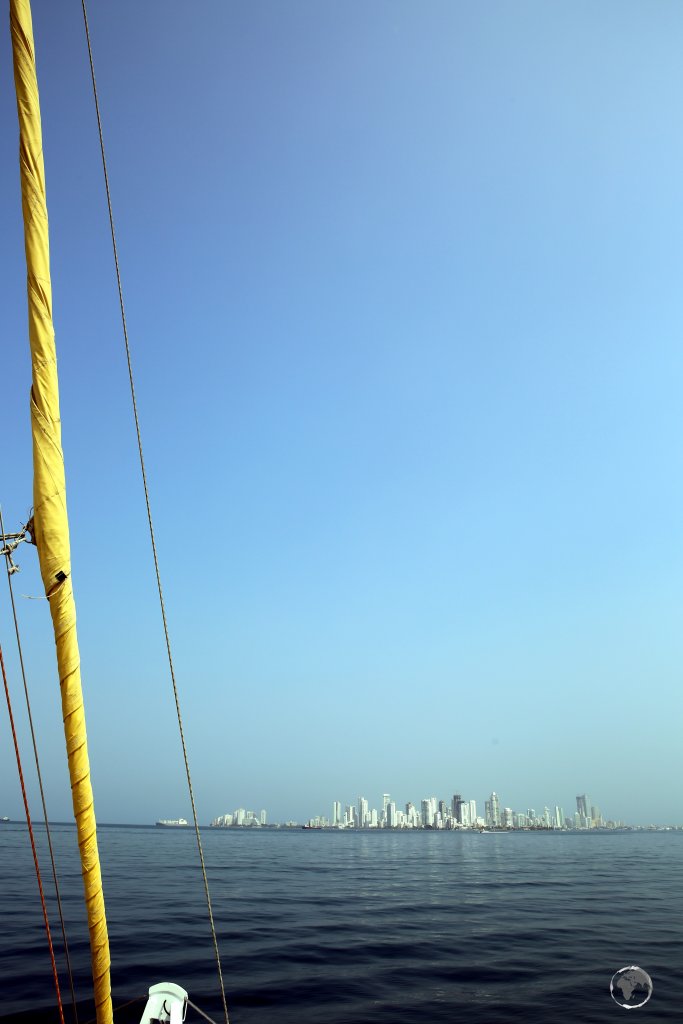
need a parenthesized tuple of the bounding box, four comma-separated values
(9, 2, 113, 1021)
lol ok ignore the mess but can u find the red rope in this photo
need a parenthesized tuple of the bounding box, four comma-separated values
(0, 643, 66, 1024)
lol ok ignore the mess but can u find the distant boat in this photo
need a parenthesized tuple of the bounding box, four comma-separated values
(1, 816, 9, 823)
(155, 818, 189, 827)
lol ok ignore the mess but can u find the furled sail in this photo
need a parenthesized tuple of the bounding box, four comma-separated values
(10, 2, 113, 1022)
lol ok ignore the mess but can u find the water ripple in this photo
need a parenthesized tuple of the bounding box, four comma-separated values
(2, 826, 683, 1022)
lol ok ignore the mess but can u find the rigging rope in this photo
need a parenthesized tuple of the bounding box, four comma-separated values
(83, 994, 219, 1024)
(187, 999, 221, 1024)
(78, 5, 229, 1022)
(0, 510, 80, 1024)
(0, 643, 66, 1024)
(83, 994, 146, 1024)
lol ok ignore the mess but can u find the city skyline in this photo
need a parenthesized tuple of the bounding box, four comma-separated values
(210, 790, 631, 830)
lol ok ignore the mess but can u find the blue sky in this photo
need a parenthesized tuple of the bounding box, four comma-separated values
(1, 1, 682, 827)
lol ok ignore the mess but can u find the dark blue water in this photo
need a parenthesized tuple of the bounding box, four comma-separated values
(2, 824, 682, 1022)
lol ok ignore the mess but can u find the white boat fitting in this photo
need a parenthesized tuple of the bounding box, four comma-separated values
(140, 982, 188, 1023)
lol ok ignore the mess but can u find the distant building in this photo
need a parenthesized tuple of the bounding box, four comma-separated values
(406, 802, 419, 828)
(486, 792, 500, 827)
(576, 794, 590, 819)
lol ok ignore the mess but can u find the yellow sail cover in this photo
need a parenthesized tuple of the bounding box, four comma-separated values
(10, 2, 113, 1021)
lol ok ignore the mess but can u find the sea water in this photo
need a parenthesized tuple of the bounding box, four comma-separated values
(2, 824, 683, 1022)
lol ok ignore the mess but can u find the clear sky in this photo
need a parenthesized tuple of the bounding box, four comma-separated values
(1, 1, 682, 827)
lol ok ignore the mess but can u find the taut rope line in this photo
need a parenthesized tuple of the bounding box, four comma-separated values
(1, 508, 79, 1023)
(78, 4, 229, 1021)
(0, 642, 65, 1024)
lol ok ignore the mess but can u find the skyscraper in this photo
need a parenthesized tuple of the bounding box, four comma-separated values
(452, 793, 463, 823)
(576, 794, 590, 819)
(488, 792, 500, 827)
(405, 802, 419, 828)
